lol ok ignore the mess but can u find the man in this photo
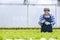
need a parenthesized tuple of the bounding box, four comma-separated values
(38, 8, 55, 32)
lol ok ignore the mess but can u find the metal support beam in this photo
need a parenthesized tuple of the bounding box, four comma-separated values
(23, 0, 28, 5)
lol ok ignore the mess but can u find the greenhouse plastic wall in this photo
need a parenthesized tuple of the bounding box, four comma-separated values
(0, 0, 59, 27)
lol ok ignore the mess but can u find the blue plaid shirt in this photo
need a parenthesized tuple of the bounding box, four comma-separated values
(38, 14, 55, 26)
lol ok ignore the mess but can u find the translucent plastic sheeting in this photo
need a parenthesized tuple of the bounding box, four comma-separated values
(28, 0, 57, 4)
(0, 5, 27, 26)
(57, 6, 60, 26)
(0, 0, 24, 3)
(0, 0, 57, 4)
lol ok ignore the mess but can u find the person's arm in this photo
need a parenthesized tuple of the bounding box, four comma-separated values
(38, 14, 45, 25)
(51, 15, 55, 26)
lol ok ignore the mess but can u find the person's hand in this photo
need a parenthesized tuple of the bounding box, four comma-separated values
(41, 20, 45, 23)
(45, 22, 50, 25)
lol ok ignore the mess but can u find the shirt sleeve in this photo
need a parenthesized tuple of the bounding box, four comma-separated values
(38, 14, 44, 25)
(50, 14, 55, 26)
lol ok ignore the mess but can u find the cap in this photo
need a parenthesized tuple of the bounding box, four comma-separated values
(44, 8, 50, 11)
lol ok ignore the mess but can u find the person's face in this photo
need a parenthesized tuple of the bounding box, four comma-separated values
(44, 11, 49, 15)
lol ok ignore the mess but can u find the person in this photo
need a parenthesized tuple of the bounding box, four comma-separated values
(38, 8, 55, 32)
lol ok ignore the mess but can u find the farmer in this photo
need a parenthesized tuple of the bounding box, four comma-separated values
(38, 8, 55, 32)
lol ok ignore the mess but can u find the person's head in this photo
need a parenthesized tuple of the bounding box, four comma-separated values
(44, 8, 50, 15)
